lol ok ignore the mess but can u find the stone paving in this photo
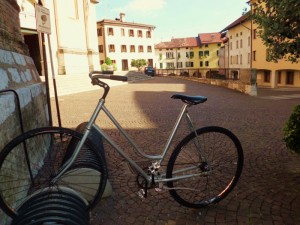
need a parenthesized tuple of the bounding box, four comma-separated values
(50, 77, 300, 225)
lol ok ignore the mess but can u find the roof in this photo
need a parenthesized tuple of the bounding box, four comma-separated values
(97, 19, 156, 29)
(198, 32, 222, 44)
(155, 37, 199, 49)
(155, 33, 222, 49)
(220, 13, 249, 32)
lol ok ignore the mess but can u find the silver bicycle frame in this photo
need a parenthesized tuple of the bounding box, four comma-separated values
(52, 97, 196, 184)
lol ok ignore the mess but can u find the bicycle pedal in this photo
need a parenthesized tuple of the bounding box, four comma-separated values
(138, 189, 145, 199)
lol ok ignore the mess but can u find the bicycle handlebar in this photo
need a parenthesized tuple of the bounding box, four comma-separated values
(89, 71, 128, 81)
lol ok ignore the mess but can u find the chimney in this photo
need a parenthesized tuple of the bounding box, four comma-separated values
(120, 13, 125, 22)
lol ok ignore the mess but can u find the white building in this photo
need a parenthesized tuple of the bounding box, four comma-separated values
(220, 14, 252, 79)
(97, 13, 156, 71)
(18, 0, 100, 76)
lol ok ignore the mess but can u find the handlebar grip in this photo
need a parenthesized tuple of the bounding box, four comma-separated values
(109, 75, 128, 81)
(89, 71, 128, 81)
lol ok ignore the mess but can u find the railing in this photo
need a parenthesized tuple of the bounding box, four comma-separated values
(155, 68, 257, 85)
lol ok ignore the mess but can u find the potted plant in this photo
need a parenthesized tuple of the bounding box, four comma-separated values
(101, 57, 114, 74)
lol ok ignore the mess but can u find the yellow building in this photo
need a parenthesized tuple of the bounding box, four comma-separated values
(249, 0, 300, 88)
(154, 33, 222, 77)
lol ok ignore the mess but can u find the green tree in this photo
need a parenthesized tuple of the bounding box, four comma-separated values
(131, 59, 147, 71)
(251, 0, 300, 63)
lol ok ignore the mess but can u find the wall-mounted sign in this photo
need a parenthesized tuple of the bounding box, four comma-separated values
(35, 4, 51, 34)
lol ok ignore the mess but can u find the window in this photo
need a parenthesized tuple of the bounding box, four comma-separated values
(236, 55, 239, 64)
(277, 71, 282, 84)
(236, 40, 239, 49)
(177, 62, 182, 68)
(200, 61, 203, 67)
(108, 27, 114, 36)
(166, 52, 174, 59)
(204, 51, 209, 57)
(121, 45, 127, 53)
(129, 29, 134, 37)
(130, 45, 135, 52)
(230, 42, 232, 50)
(236, 33, 239, 37)
(240, 39, 243, 48)
(98, 45, 103, 53)
(253, 29, 257, 39)
(240, 54, 242, 64)
(137, 30, 143, 37)
(240, 32, 243, 36)
(218, 43, 221, 47)
(189, 51, 194, 58)
(230, 56, 233, 64)
(286, 71, 294, 85)
(66, 0, 78, 19)
(146, 31, 151, 38)
(166, 62, 174, 69)
(199, 51, 204, 58)
(264, 71, 270, 83)
(97, 28, 102, 36)
(121, 28, 125, 36)
(138, 45, 144, 52)
(205, 61, 209, 67)
(186, 61, 194, 67)
(253, 51, 256, 61)
(147, 46, 152, 53)
(159, 63, 163, 69)
(248, 36, 250, 46)
(205, 44, 208, 47)
(248, 53, 250, 64)
(108, 44, 115, 52)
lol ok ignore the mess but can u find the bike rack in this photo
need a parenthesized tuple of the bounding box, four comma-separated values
(0, 89, 25, 136)
(11, 188, 90, 225)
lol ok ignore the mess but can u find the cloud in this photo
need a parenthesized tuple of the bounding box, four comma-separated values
(124, 0, 166, 12)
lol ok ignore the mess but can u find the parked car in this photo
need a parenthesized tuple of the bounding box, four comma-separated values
(144, 66, 155, 76)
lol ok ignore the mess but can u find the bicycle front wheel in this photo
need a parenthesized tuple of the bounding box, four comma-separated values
(0, 127, 108, 218)
(166, 126, 243, 208)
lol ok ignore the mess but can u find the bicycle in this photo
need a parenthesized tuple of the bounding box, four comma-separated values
(0, 71, 244, 218)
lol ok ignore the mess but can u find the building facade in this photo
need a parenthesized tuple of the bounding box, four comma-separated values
(220, 14, 252, 79)
(18, 0, 100, 76)
(97, 14, 156, 71)
(249, 0, 300, 88)
(154, 33, 222, 77)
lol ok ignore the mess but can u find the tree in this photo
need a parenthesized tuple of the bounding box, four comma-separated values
(250, 0, 300, 63)
(131, 59, 147, 71)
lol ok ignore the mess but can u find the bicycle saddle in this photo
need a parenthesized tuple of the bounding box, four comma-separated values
(171, 94, 207, 105)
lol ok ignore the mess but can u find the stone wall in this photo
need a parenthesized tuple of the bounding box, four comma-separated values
(0, 0, 49, 223)
(173, 76, 258, 96)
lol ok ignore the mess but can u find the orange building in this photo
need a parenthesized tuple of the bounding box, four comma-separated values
(249, 0, 300, 88)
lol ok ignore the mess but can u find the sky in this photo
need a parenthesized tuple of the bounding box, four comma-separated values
(95, 0, 250, 43)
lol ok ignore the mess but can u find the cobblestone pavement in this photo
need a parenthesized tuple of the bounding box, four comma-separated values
(51, 77, 300, 225)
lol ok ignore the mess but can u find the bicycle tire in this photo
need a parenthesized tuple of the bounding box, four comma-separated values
(0, 126, 108, 218)
(166, 126, 243, 208)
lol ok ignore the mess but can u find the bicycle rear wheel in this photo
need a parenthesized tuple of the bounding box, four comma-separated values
(0, 127, 108, 218)
(166, 126, 243, 208)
